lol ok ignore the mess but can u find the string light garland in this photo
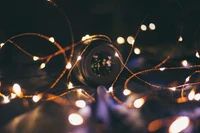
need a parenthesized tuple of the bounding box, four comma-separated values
(1, 0, 200, 133)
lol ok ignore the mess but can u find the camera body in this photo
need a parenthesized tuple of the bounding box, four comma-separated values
(72, 37, 123, 88)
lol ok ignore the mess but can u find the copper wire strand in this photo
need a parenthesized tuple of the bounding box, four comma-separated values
(48, 0, 75, 63)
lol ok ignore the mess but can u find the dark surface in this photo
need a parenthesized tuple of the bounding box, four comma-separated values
(1, 0, 200, 133)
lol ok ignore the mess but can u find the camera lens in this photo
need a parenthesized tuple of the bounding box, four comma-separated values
(73, 39, 122, 87)
(91, 52, 113, 76)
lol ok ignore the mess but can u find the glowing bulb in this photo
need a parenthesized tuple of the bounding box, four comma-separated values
(10, 93, 17, 99)
(33, 56, 39, 61)
(68, 82, 73, 89)
(134, 48, 141, 55)
(134, 98, 145, 108)
(178, 36, 183, 42)
(32, 95, 41, 103)
(12, 83, 22, 96)
(49, 37, 55, 43)
(181, 60, 188, 67)
(188, 89, 195, 101)
(115, 52, 119, 57)
(75, 100, 86, 108)
(141, 24, 147, 31)
(196, 52, 200, 58)
(159, 67, 166, 71)
(149, 23, 156, 30)
(77, 89, 82, 93)
(117, 37, 125, 44)
(127, 36, 135, 45)
(66, 62, 72, 69)
(185, 76, 190, 82)
(194, 93, 200, 101)
(169, 116, 190, 133)
(40, 63, 46, 69)
(81, 34, 90, 41)
(0, 43, 5, 48)
(3, 96, 10, 104)
(169, 87, 176, 91)
(123, 89, 131, 96)
(77, 55, 82, 61)
(108, 86, 113, 92)
(68, 113, 83, 126)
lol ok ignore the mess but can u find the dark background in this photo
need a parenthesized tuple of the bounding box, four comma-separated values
(0, 0, 200, 96)
(1, 0, 200, 132)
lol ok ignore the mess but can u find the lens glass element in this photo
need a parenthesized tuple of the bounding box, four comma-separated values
(91, 52, 114, 76)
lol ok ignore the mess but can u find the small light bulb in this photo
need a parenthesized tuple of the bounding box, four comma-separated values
(123, 89, 131, 96)
(127, 36, 135, 45)
(141, 24, 147, 31)
(196, 52, 200, 58)
(68, 82, 73, 89)
(115, 52, 119, 57)
(185, 76, 190, 82)
(188, 89, 195, 101)
(194, 93, 200, 101)
(68, 113, 84, 126)
(75, 100, 86, 108)
(159, 67, 166, 71)
(169, 117, 190, 133)
(49, 37, 55, 43)
(66, 62, 72, 69)
(134, 98, 145, 108)
(169, 87, 176, 91)
(3, 96, 10, 104)
(117, 37, 125, 44)
(0, 43, 5, 48)
(81, 34, 90, 41)
(77, 55, 82, 61)
(178, 36, 183, 42)
(33, 56, 39, 61)
(40, 63, 46, 69)
(32, 95, 41, 103)
(13, 83, 22, 96)
(181, 60, 188, 67)
(10, 93, 17, 99)
(77, 89, 82, 93)
(108, 86, 113, 92)
(149, 23, 156, 30)
(134, 48, 141, 55)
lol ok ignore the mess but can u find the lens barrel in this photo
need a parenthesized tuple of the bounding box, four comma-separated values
(72, 39, 122, 87)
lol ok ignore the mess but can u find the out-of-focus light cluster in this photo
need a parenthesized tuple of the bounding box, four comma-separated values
(32, 95, 42, 103)
(75, 100, 86, 108)
(68, 113, 84, 125)
(169, 116, 190, 133)
(13, 83, 22, 97)
(134, 47, 141, 55)
(134, 98, 145, 108)
(117, 37, 125, 44)
(127, 36, 135, 45)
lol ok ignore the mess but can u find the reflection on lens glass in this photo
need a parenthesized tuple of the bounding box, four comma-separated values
(91, 52, 114, 76)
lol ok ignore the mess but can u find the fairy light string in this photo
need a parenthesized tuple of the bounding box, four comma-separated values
(0, 0, 199, 118)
